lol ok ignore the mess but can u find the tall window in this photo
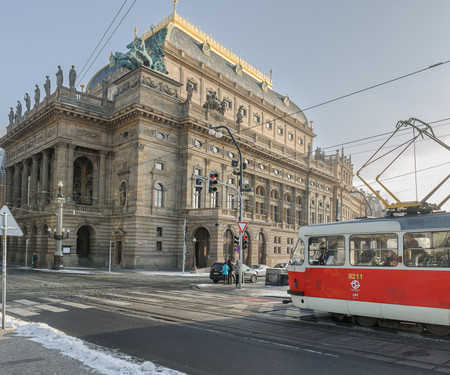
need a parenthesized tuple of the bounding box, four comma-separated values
(210, 191, 219, 208)
(154, 183, 164, 207)
(227, 194, 235, 209)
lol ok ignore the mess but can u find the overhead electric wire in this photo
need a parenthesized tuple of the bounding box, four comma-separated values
(76, 0, 137, 86)
(76, 0, 129, 86)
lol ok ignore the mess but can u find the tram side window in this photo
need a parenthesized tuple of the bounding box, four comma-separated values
(290, 238, 305, 265)
(309, 236, 345, 266)
(350, 234, 398, 267)
(404, 231, 450, 267)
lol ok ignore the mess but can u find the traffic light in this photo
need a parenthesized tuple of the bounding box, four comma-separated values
(208, 171, 219, 193)
(242, 235, 248, 250)
(234, 235, 239, 248)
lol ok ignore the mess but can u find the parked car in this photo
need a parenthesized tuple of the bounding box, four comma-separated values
(210, 263, 258, 283)
(209, 262, 230, 283)
(273, 262, 288, 268)
(250, 264, 269, 277)
(240, 264, 258, 283)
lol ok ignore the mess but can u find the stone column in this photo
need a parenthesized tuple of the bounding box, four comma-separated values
(53, 142, 67, 199)
(13, 163, 21, 207)
(21, 161, 29, 207)
(41, 149, 49, 205)
(98, 151, 106, 205)
(30, 155, 39, 206)
(65, 144, 75, 199)
(5, 167, 12, 205)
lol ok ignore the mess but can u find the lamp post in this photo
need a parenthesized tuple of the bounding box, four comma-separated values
(208, 124, 251, 289)
(48, 181, 70, 269)
(350, 190, 373, 217)
(192, 237, 197, 271)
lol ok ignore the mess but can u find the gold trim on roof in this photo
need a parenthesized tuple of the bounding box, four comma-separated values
(141, 12, 273, 88)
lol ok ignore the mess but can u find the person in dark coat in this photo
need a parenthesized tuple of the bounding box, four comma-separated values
(31, 252, 38, 268)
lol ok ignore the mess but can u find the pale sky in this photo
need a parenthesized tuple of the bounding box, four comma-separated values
(1, 0, 449, 210)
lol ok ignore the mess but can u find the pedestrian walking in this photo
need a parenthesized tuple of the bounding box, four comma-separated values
(222, 262, 230, 285)
(235, 260, 241, 288)
(31, 252, 38, 268)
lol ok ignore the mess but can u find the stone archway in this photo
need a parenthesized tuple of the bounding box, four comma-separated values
(258, 232, 267, 265)
(76, 225, 93, 262)
(193, 227, 210, 268)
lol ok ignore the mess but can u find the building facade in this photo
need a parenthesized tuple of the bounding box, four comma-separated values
(0, 9, 364, 269)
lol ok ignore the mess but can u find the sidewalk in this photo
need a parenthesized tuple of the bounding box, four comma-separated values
(0, 328, 100, 375)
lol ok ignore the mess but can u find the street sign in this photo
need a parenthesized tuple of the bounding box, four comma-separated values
(236, 245, 241, 253)
(0, 205, 23, 237)
(237, 221, 248, 234)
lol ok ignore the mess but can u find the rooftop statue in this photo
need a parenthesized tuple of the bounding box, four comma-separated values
(110, 27, 168, 74)
(56, 65, 63, 88)
(15, 101, 22, 119)
(150, 26, 169, 74)
(69, 65, 77, 89)
(8, 107, 14, 125)
(44, 76, 51, 97)
(34, 85, 40, 106)
(24, 93, 31, 112)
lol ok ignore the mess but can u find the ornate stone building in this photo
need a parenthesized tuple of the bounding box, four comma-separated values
(0, 9, 363, 269)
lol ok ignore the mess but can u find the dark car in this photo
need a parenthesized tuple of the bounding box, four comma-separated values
(209, 263, 258, 283)
(210, 262, 232, 283)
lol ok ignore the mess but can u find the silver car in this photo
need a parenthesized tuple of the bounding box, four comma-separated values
(250, 264, 269, 277)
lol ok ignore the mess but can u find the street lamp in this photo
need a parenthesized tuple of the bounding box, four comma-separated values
(208, 125, 251, 289)
(350, 190, 373, 217)
(48, 181, 69, 269)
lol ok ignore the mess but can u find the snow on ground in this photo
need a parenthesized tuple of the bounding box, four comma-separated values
(2, 316, 186, 375)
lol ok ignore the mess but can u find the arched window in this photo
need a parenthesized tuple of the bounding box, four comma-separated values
(284, 193, 292, 202)
(296, 196, 303, 205)
(73, 156, 94, 205)
(270, 189, 279, 199)
(255, 185, 265, 196)
(154, 183, 164, 207)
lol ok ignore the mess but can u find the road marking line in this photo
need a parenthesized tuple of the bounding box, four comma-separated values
(7, 307, 40, 317)
(59, 301, 93, 309)
(35, 304, 68, 313)
(14, 299, 39, 306)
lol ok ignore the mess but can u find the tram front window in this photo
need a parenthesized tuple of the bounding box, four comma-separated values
(290, 238, 305, 265)
(309, 236, 345, 266)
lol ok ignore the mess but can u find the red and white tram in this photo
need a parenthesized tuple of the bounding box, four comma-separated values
(287, 212, 450, 335)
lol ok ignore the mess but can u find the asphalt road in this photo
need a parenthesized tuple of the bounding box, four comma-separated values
(3, 267, 450, 374)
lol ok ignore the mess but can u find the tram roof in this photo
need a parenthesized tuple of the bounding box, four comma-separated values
(299, 212, 450, 236)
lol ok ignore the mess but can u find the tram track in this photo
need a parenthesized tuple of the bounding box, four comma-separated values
(54, 285, 450, 372)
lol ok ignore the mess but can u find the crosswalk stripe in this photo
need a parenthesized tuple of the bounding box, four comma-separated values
(7, 307, 40, 317)
(14, 299, 39, 306)
(35, 304, 68, 313)
(59, 301, 93, 309)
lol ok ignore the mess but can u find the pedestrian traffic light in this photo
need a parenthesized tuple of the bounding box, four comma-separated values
(208, 171, 219, 193)
(242, 235, 248, 250)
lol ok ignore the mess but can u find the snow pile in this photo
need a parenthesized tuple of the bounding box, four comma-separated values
(4, 316, 185, 375)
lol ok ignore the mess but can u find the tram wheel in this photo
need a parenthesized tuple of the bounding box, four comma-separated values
(425, 323, 450, 336)
(355, 316, 378, 327)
